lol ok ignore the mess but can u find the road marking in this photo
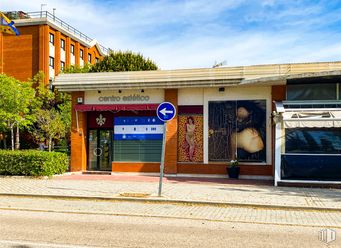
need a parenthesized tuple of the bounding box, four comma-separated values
(0, 207, 340, 229)
(0, 239, 99, 248)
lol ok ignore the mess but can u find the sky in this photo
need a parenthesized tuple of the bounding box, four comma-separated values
(3, 0, 341, 69)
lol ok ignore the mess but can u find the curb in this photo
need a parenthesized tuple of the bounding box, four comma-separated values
(0, 193, 340, 212)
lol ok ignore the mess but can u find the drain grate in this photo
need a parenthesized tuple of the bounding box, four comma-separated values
(119, 192, 151, 198)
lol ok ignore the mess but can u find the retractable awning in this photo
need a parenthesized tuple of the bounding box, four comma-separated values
(282, 111, 341, 128)
(74, 104, 159, 112)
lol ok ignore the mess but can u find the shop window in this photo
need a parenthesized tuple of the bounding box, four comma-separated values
(285, 128, 341, 154)
(70, 44, 74, 55)
(49, 33, 54, 45)
(60, 39, 65, 50)
(208, 100, 266, 162)
(112, 117, 162, 162)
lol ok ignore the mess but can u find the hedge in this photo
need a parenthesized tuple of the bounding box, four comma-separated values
(0, 150, 69, 176)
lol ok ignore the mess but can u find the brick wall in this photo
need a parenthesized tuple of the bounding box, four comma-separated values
(70, 92, 87, 172)
(164, 89, 178, 174)
(2, 25, 40, 82)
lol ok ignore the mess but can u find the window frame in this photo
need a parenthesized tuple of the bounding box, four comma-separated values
(60, 61, 65, 71)
(49, 33, 54, 45)
(49, 56, 55, 69)
(60, 39, 65, 50)
(70, 44, 75, 55)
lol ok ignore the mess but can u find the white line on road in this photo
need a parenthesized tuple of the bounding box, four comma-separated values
(0, 239, 101, 248)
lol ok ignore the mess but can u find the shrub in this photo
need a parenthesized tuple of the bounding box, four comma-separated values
(0, 150, 68, 176)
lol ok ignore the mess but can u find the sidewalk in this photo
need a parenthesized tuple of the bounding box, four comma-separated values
(0, 174, 340, 211)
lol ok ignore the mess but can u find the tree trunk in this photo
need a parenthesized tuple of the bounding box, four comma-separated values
(48, 136, 52, 152)
(10, 126, 14, 151)
(3, 134, 7, 149)
(15, 124, 20, 150)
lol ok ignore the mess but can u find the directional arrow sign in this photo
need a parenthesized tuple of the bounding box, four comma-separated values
(157, 102, 176, 122)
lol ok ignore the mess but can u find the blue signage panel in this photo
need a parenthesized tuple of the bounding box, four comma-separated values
(157, 102, 176, 122)
(114, 117, 163, 140)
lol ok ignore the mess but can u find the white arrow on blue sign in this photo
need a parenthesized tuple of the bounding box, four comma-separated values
(156, 102, 176, 122)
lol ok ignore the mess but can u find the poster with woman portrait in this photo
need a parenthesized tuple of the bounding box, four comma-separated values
(178, 115, 203, 162)
(208, 100, 266, 162)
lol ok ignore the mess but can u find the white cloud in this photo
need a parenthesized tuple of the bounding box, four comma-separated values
(3, 0, 341, 69)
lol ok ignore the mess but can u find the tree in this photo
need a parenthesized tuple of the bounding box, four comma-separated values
(31, 108, 67, 152)
(0, 74, 35, 150)
(90, 50, 158, 72)
(62, 63, 92, 73)
(29, 72, 71, 151)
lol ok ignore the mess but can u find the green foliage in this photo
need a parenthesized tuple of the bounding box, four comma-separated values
(31, 108, 67, 151)
(90, 50, 158, 72)
(0, 74, 36, 129)
(0, 150, 68, 176)
(62, 64, 91, 73)
(228, 159, 239, 167)
(61, 51, 158, 74)
(0, 74, 36, 150)
(28, 72, 71, 150)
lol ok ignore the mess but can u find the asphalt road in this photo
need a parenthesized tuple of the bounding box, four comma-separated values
(0, 196, 339, 248)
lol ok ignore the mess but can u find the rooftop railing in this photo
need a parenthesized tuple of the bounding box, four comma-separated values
(6, 11, 108, 55)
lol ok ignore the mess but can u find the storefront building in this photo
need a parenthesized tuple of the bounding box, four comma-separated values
(54, 62, 341, 184)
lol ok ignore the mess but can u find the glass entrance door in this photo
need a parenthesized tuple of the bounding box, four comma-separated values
(88, 129, 112, 171)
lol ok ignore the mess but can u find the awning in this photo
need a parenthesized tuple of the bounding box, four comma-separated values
(283, 111, 341, 128)
(74, 104, 159, 112)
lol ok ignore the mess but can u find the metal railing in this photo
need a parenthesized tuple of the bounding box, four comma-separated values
(8, 11, 108, 55)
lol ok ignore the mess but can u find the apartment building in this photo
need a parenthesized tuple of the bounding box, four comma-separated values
(0, 11, 108, 84)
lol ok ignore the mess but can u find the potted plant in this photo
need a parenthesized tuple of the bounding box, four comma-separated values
(227, 159, 240, 179)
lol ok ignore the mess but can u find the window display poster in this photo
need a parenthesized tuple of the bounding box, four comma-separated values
(208, 100, 266, 162)
(178, 115, 203, 162)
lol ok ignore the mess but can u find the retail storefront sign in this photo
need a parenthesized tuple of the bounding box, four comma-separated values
(85, 89, 164, 104)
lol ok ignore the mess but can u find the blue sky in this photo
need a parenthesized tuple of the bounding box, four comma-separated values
(3, 0, 341, 69)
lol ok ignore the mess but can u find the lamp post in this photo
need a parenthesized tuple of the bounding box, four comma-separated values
(40, 4, 47, 18)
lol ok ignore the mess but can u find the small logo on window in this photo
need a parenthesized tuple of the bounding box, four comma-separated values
(96, 114, 106, 126)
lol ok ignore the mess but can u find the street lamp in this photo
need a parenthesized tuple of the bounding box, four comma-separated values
(40, 4, 47, 18)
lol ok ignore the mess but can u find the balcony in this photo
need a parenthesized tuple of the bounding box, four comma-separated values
(4, 11, 108, 55)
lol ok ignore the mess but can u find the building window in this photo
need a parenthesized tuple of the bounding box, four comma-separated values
(287, 83, 337, 101)
(60, 39, 65, 50)
(70, 44, 75, 55)
(208, 100, 267, 163)
(80, 49, 83, 59)
(49, 56, 54, 69)
(285, 128, 341, 154)
(95, 57, 99, 63)
(88, 53, 92, 63)
(61, 61, 65, 71)
(49, 33, 54, 45)
(113, 117, 163, 162)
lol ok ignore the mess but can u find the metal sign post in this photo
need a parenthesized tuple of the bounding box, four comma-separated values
(158, 122, 167, 197)
(156, 102, 176, 197)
